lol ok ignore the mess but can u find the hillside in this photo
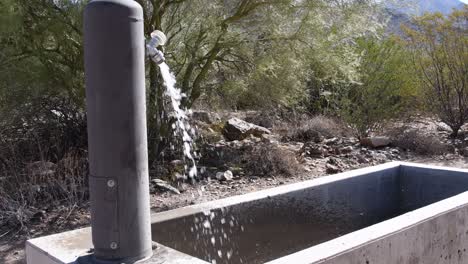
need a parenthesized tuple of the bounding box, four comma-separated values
(384, 0, 466, 34)
(387, 0, 465, 15)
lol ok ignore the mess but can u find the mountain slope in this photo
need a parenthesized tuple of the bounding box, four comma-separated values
(416, 0, 465, 14)
(388, 0, 465, 15)
(384, 0, 466, 34)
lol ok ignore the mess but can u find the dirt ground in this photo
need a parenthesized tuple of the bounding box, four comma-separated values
(2, 156, 468, 264)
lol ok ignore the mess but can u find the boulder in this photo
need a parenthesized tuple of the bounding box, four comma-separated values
(360, 136, 391, 148)
(216, 170, 234, 181)
(223, 118, 271, 141)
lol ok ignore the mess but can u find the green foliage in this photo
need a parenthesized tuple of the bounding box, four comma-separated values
(0, 0, 86, 163)
(222, 44, 309, 109)
(340, 37, 417, 137)
(403, 7, 468, 137)
(0, 0, 393, 166)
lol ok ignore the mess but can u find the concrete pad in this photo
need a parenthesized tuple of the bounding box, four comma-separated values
(25, 228, 208, 264)
(26, 228, 92, 264)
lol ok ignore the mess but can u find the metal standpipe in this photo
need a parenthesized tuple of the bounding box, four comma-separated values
(83, 0, 152, 263)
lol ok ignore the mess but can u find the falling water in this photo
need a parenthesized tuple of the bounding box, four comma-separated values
(158, 62, 242, 264)
(158, 62, 198, 179)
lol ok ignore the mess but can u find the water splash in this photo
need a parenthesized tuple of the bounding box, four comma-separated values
(158, 62, 198, 179)
(188, 209, 244, 263)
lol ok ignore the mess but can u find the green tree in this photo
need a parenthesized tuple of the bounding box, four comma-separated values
(403, 7, 468, 137)
(0, 0, 390, 165)
(0, 0, 86, 162)
(341, 37, 417, 137)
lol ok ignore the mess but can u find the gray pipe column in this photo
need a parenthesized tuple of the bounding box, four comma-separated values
(83, 0, 152, 262)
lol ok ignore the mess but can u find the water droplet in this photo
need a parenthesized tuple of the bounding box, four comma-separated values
(203, 220, 211, 229)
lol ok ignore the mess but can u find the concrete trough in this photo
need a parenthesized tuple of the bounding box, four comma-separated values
(27, 162, 468, 264)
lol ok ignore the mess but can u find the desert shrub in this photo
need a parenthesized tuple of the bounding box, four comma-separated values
(391, 129, 448, 156)
(403, 9, 468, 137)
(278, 115, 349, 142)
(0, 150, 88, 229)
(340, 37, 417, 138)
(244, 111, 281, 129)
(242, 144, 301, 177)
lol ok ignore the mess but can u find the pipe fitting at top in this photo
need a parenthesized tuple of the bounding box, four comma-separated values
(147, 30, 167, 64)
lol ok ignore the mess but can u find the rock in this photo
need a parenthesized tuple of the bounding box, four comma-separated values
(327, 157, 339, 165)
(436, 122, 451, 132)
(31, 210, 46, 222)
(346, 137, 360, 144)
(216, 170, 233, 181)
(339, 146, 354, 154)
(173, 172, 185, 181)
(390, 149, 400, 155)
(223, 118, 271, 141)
(360, 137, 391, 148)
(326, 164, 341, 174)
(325, 137, 339, 145)
(300, 143, 327, 158)
(356, 154, 369, 164)
(374, 153, 388, 161)
(151, 179, 180, 194)
(261, 134, 273, 143)
(170, 160, 184, 166)
(298, 129, 324, 143)
(462, 147, 468, 157)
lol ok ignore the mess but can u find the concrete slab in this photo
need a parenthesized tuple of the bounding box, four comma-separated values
(25, 227, 208, 264)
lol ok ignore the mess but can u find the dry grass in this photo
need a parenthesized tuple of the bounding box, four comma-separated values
(0, 150, 88, 230)
(242, 144, 301, 177)
(277, 115, 350, 142)
(390, 129, 448, 156)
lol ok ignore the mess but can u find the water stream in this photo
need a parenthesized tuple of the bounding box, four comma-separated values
(158, 62, 198, 179)
(158, 60, 241, 264)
